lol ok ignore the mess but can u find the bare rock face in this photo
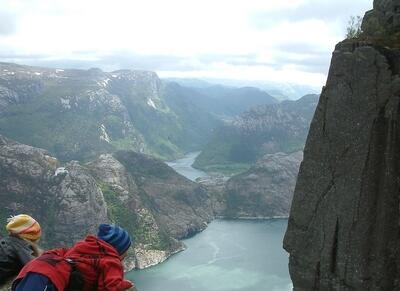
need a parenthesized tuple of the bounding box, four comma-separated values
(284, 3, 400, 289)
(224, 151, 303, 218)
(110, 151, 214, 240)
(0, 86, 19, 113)
(87, 151, 215, 268)
(0, 135, 108, 247)
(49, 161, 108, 245)
(363, 0, 400, 36)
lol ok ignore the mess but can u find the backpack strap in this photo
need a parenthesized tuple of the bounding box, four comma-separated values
(64, 258, 85, 291)
(64, 257, 101, 291)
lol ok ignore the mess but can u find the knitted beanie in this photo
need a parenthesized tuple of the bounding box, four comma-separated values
(97, 224, 132, 255)
(6, 214, 41, 242)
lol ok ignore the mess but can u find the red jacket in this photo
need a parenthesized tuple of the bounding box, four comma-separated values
(15, 235, 133, 291)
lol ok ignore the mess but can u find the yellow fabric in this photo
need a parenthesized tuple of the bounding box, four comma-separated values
(6, 214, 41, 242)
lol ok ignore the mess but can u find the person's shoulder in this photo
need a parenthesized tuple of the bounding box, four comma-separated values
(100, 254, 123, 266)
(6, 235, 28, 245)
(3, 235, 33, 253)
(0, 235, 18, 247)
(0, 235, 24, 255)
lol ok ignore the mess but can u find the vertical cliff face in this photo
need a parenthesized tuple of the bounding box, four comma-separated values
(284, 1, 400, 290)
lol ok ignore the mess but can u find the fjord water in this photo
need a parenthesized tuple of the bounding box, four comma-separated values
(166, 151, 208, 181)
(127, 152, 292, 291)
(127, 219, 291, 291)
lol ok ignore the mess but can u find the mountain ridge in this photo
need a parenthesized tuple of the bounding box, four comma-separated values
(0, 62, 280, 163)
(194, 94, 318, 174)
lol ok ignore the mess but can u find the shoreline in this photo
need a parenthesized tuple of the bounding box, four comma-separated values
(131, 215, 289, 271)
(134, 152, 288, 271)
(215, 215, 289, 220)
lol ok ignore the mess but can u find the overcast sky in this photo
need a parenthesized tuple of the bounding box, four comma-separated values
(0, 0, 372, 88)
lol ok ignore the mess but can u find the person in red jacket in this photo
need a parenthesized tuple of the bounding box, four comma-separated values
(12, 224, 134, 291)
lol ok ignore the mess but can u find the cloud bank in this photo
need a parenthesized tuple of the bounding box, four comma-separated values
(0, 0, 372, 87)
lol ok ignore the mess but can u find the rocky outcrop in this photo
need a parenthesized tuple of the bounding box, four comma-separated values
(88, 152, 215, 267)
(109, 151, 214, 239)
(362, 0, 400, 37)
(0, 135, 215, 270)
(284, 1, 400, 290)
(224, 151, 303, 218)
(0, 135, 108, 247)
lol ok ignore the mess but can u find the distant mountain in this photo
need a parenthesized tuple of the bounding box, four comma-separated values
(0, 63, 282, 162)
(192, 85, 278, 117)
(193, 94, 319, 173)
(161, 83, 223, 151)
(163, 78, 215, 89)
(168, 77, 320, 100)
(0, 63, 222, 161)
(164, 81, 278, 118)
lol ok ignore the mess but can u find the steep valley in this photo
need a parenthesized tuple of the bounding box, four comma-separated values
(0, 60, 318, 290)
(0, 135, 215, 270)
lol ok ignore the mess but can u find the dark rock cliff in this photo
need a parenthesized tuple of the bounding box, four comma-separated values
(284, 1, 400, 290)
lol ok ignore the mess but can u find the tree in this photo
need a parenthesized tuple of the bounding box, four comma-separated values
(346, 16, 363, 39)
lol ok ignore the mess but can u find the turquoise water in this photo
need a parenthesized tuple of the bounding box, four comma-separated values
(128, 153, 292, 291)
(127, 219, 292, 291)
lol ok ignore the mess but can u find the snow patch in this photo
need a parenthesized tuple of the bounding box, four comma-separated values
(54, 167, 68, 177)
(97, 78, 110, 88)
(111, 74, 118, 78)
(147, 98, 157, 109)
(60, 97, 71, 109)
(56, 69, 64, 73)
(100, 124, 111, 143)
(34, 72, 41, 76)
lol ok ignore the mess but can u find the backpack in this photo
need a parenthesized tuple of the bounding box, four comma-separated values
(64, 258, 99, 291)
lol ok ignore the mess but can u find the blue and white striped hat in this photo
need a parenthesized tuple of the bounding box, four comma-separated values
(97, 224, 132, 255)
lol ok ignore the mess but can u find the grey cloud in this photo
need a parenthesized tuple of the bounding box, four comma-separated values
(273, 51, 331, 74)
(5, 52, 263, 73)
(275, 41, 329, 55)
(0, 51, 207, 72)
(0, 12, 17, 36)
(0, 49, 330, 77)
(270, 41, 332, 73)
(251, 0, 372, 29)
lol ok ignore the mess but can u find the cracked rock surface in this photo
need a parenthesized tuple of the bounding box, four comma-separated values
(284, 2, 400, 289)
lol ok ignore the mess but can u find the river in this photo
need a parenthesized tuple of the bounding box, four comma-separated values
(127, 152, 292, 291)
